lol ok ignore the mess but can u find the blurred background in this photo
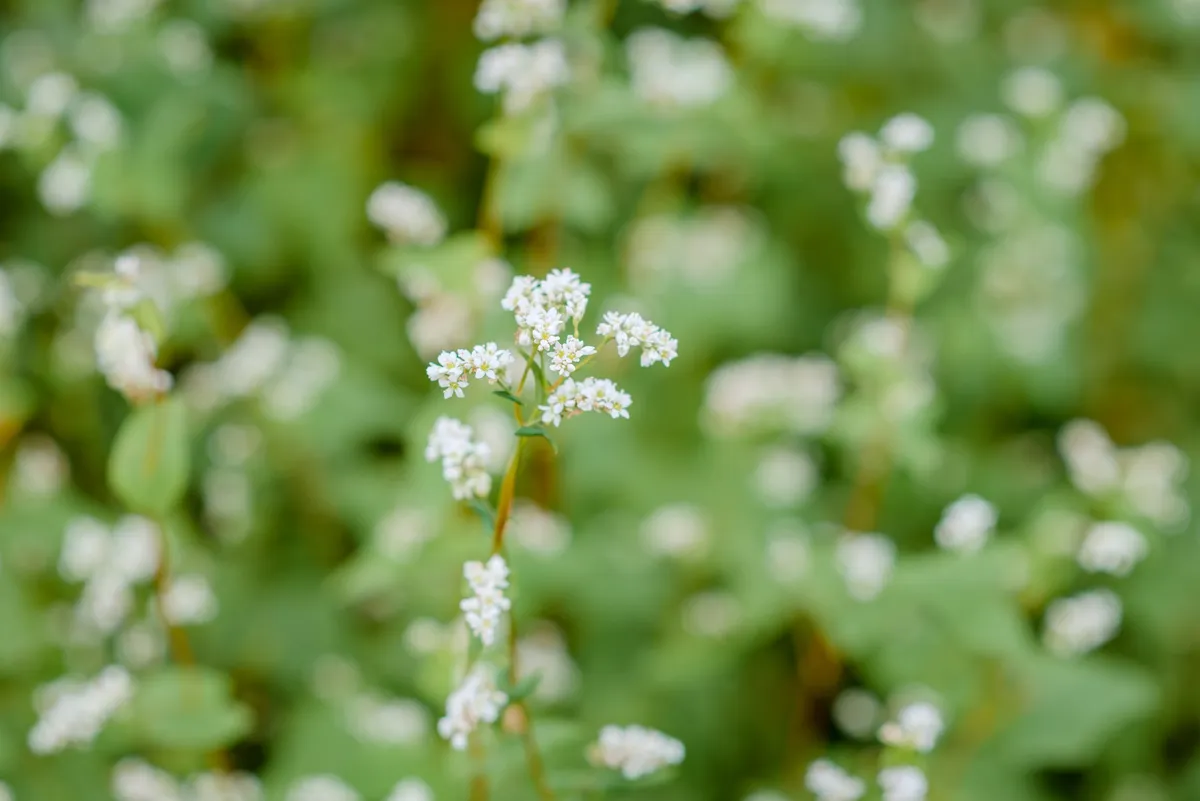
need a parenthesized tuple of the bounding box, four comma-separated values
(2, 0, 1200, 799)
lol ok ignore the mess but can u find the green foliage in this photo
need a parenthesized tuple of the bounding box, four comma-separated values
(107, 397, 191, 517)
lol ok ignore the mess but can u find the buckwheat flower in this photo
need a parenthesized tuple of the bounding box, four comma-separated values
(596, 311, 675, 366)
(345, 694, 429, 745)
(878, 701, 944, 753)
(1061, 97, 1125, 153)
(703, 353, 841, 436)
(285, 776, 360, 801)
(904, 220, 950, 269)
(26, 71, 78, 118)
(509, 501, 571, 555)
(1122, 442, 1189, 528)
(1077, 521, 1147, 577)
(464, 342, 514, 381)
(474, 39, 570, 114)
(838, 132, 881, 191)
(461, 555, 511, 646)
(94, 312, 172, 402)
(539, 379, 577, 426)
(1043, 589, 1122, 657)
(111, 758, 179, 801)
(526, 305, 565, 351)
(879, 113, 934, 154)
(501, 275, 540, 314)
(589, 724, 685, 780)
(426, 417, 492, 500)
(550, 335, 597, 375)
(642, 503, 709, 559)
(578, 376, 633, 419)
(426, 350, 470, 398)
(186, 771, 263, 801)
(68, 92, 123, 152)
(1058, 419, 1121, 496)
(955, 113, 1022, 168)
(934, 494, 997, 554)
(474, 0, 565, 41)
(540, 267, 591, 322)
(836, 532, 895, 601)
(878, 766, 928, 801)
(12, 433, 69, 497)
(832, 688, 881, 739)
(386, 779, 434, 801)
(38, 148, 92, 216)
(366, 182, 447, 246)
(161, 573, 218, 625)
(759, 0, 862, 40)
(425, 416, 475, 461)
(805, 759, 865, 801)
(626, 28, 731, 109)
(28, 665, 134, 754)
(437, 667, 508, 750)
(754, 447, 817, 507)
(866, 164, 916, 230)
(1001, 66, 1063, 119)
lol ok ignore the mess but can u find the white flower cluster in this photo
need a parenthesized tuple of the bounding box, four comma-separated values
(703, 353, 841, 437)
(286, 776, 360, 801)
(836, 531, 896, 602)
(538, 377, 633, 426)
(509, 500, 572, 555)
(28, 666, 134, 754)
(426, 342, 514, 398)
(475, 39, 569, 114)
(838, 114, 935, 233)
(933, 494, 997, 554)
(161, 573, 219, 625)
(502, 268, 591, 341)
(473, 0, 564, 40)
(1076, 521, 1147, 577)
(94, 311, 172, 402)
(437, 666, 508, 750)
(366, 182, 447, 246)
(59, 515, 160, 635)
(425, 417, 493, 500)
(386, 779, 435, 801)
(182, 317, 341, 421)
(112, 758, 263, 801)
(626, 207, 757, 289)
(955, 113, 1023, 169)
(805, 759, 865, 801)
(1043, 588, 1123, 657)
(460, 555, 511, 646)
(652, 0, 742, 16)
(589, 724, 686, 780)
(1038, 96, 1126, 196)
(878, 701, 944, 753)
(596, 311, 678, 367)
(626, 28, 732, 109)
(12, 432, 69, 498)
(344, 693, 429, 746)
(759, 0, 863, 41)
(878, 766, 928, 801)
(1058, 419, 1189, 529)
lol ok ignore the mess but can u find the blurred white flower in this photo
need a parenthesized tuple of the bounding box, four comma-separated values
(345, 694, 429, 745)
(878, 766, 928, 801)
(29, 665, 133, 754)
(754, 447, 818, 507)
(460, 555, 511, 646)
(832, 688, 881, 739)
(703, 353, 840, 437)
(866, 164, 916, 230)
(386, 779, 434, 801)
(26, 71, 78, 118)
(38, 148, 92, 216)
(1043, 589, 1122, 657)
(426, 417, 493, 500)
(86, 0, 160, 32)
(366, 182, 447, 246)
(934, 494, 997, 554)
(880, 113, 935, 154)
(805, 759, 865, 801)
(437, 666, 508, 750)
(760, 0, 862, 40)
(158, 20, 214, 76)
(904, 220, 951, 269)
(516, 622, 579, 702)
(955, 113, 1022, 168)
(878, 701, 944, 752)
(1001, 67, 1063, 119)
(68, 92, 123, 152)
(473, 0, 564, 40)
(641, 504, 709, 559)
(1077, 522, 1147, 577)
(509, 500, 571, 555)
(94, 312, 172, 401)
(286, 776, 360, 801)
(161, 574, 218, 625)
(626, 28, 731, 109)
(12, 434, 69, 497)
(836, 532, 896, 601)
(475, 39, 569, 114)
(112, 758, 181, 801)
(60, 515, 160, 635)
(682, 591, 742, 639)
(589, 724, 685, 780)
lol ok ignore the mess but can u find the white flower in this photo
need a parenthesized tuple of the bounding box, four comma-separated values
(550, 335, 597, 375)
(878, 766, 928, 801)
(515, 623, 578, 702)
(805, 759, 865, 801)
(285, 776, 360, 801)
(1001, 67, 1063, 119)
(68, 92, 123, 152)
(589, 724, 685, 780)
(1077, 521, 1147, 577)
(955, 113, 1022, 168)
(473, 0, 565, 40)
(1043, 589, 1122, 657)
(866, 164, 916, 230)
(831, 688, 880, 739)
(641, 504, 709, 559)
(38, 148, 92, 216)
(94, 312, 172, 401)
(838, 132, 881, 192)
(437, 667, 508, 750)
(29, 666, 134, 754)
(879, 113, 934, 154)
(345, 694, 429, 745)
(934, 494, 996, 554)
(475, 39, 570, 114)
(595, 311, 676, 366)
(111, 758, 181, 801)
(426, 417, 492, 500)
(904, 220, 950, 269)
(26, 71, 78, 118)
(878, 701, 944, 753)
(425, 350, 470, 398)
(162, 574, 218, 625)
(1058, 419, 1121, 495)
(759, 0, 862, 41)
(461, 555, 511, 646)
(754, 447, 817, 507)
(703, 353, 841, 437)
(60, 515, 160, 634)
(836, 532, 895, 601)
(366, 182, 447, 246)
(626, 28, 731, 109)
(385, 779, 434, 801)
(509, 501, 571, 555)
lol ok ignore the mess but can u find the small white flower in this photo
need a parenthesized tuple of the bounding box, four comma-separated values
(838, 132, 881, 192)
(589, 724, 685, 780)
(878, 701, 944, 753)
(345, 694, 429, 746)
(94, 313, 172, 402)
(1043, 589, 1122, 657)
(904, 220, 950, 269)
(473, 0, 565, 40)
(831, 688, 880, 739)
(1001, 66, 1063, 119)
(386, 778, 435, 801)
(366, 182, 447, 246)
(461, 555, 512, 646)
(956, 113, 1022, 168)
(426, 350, 470, 398)
(550, 335, 597, 375)
(26, 71, 78, 118)
(437, 667, 508, 750)
(38, 148, 92, 216)
(934, 494, 997, 554)
(29, 666, 134, 754)
(836, 532, 895, 601)
(426, 417, 492, 500)
(879, 113, 934, 154)
(866, 164, 916, 230)
(285, 775, 360, 801)
(626, 28, 731, 109)
(161, 574, 218, 625)
(1076, 521, 1147, 577)
(805, 759, 865, 801)
(475, 39, 570, 114)
(878, 766, 928, 801)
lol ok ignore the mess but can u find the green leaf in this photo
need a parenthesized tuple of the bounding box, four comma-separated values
(492, 389, 524, 406)
(130, 666, 253, 751)
(108, 397, 191, 516)
(501, 670, 542, 704)
(515, 425, 557, 453)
